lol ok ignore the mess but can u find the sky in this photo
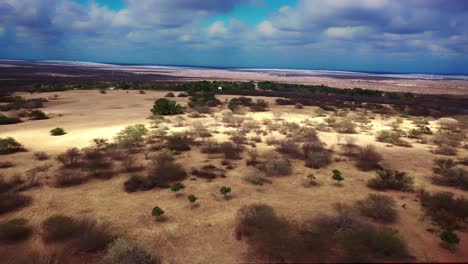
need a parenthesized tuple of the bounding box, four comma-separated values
(1, 0, 468, 74)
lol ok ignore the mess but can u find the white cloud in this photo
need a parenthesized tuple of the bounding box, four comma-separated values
(325, 26, 372, 39)
(208, 21, 228, 36)
(257, 21, 277, 36)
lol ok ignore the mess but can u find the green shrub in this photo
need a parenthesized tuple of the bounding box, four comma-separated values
(104, 238, 156, 264)
(0, 218, 32, 243)
(0, 192, 32, 215)
(440, 230, 460, 247)
(332, 169, 344, 183)
(187, 194, 197, 203)
(115, 124, 148, 147)
(152, 206, 165, 218)
(29, 110, 48, 120)
(151, 98, 183, 115)
(0, 137, 25, 154)
(367, 169, 413, 191)
(170, 183, 185, 192)
(0, 114, 21, 125)
(220, 186, 232, 196)
(50, 127, 66, 136)
(355, 194, 397, 223)
(376, 130, 411, 147)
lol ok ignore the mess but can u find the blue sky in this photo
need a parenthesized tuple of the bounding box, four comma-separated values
(1, 0, 468, 74)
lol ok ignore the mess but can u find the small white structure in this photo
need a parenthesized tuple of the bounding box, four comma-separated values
(108, 87, 115, 90)
(218, 86, 223, 91)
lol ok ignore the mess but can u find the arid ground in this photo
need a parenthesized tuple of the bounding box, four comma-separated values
(0, 89, 467, 263)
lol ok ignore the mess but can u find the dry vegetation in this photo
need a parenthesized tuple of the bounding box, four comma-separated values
(0, 89, 467, 263)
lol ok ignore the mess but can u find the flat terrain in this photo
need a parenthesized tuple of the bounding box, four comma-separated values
(0, 90, 467, 263)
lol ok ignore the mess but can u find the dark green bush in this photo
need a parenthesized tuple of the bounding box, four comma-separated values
(367, 169, 413, 191)
(0, 114, 21, 125)
(29, 110, 48, 120)
(42, 215, 79, 242)
(152, 206, 164, 218)
(0, 218, 32, 243)
(50, 127, 66, 136)
(440, 230, 460, 247)
(151, 98, 183, 115)
(0, 137, 25, 155)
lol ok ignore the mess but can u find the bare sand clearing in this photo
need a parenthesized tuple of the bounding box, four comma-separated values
(0, 90, 467, 263)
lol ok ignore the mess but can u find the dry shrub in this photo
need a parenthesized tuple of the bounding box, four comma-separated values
(355, 145, 383, 171)
(355, 194, 397, 223)
(265, 136, 280, 146)
(234, 204, 298, 262)
(165, 133, 193, 152)
(54, 170, 87, 187)
(121, 154, 142, 172)
(275, 139, 302, 158)
(235, 203, 410, 263)
(34, 151, 50, 160)
(148, 152, 187, 188)
(0, 218, 32, 243)
(420, 190, 468, 230)
(437, 117, 460, 132)
(433, 131, 464, 147)
(0, 192, 32, 215)
(304, 150, 332, 169)
(188, 111, 202, 118)
(191, 165, 224, 179)
(164, 92, 175, 97)
(433, 144, 457, 156)
(42, 215, 115, 252)
(230, 131, 247, 145)
(200, 139, 221, 154)
(104, 238, 157, 264)
(244, 174, 272, 185)
(56, 148, 81, 167)
(220, 142, 243, 159)
(124, 175, 151, 193)
(249, 151, 292, 177)
(189, 121, 212, 138)
(367, 169, 413, 191)
(432, 159, 468, 190)
(0, 175, 24, 193)
(0, 161, 14, 168)
(332, 118, 357, 133)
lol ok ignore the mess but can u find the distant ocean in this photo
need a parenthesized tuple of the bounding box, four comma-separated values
(3, 59, 468, 81)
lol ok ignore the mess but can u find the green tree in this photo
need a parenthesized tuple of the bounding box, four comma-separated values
(115, 124, 148, 147)
(151, 98, 183, 115)
(152, 206, 164, 218)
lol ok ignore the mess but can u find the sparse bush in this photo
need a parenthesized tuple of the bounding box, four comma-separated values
(170, 183, 185, 192)
(367, 169, 413, 191)
(305, 150, 332, 169)
(122, 154, 142, 172)
(148, 152, 187, 187)
(104, 238, 156, 264)
(151, 98, 183, 115)
(54, 170, 87, 187)
(0, 218, 32, 243)
(254, 154, 292, 177)
(275, 139, 302, 158)
(56, 147, 81, 167)
(250, 99, 269, 112)
(437, 118, 460, 132)
(50, 127, 66, 136)
(376, 130, 411, 147)
(295, 103, 304, 109)
(433, 131, 464, 147)
(73, 218, 115, 252)
(433, 145, 457, 156)
(0, 137, 25, 154)
(356, 145, 383, 171)
(420, 191, 468, 230)
(165, 92, 175, 97)
(220, 142, 242, 159)
(355, 194, 397, 223)
(34, 151, 50, 160)
(29, 110, 48, 120)
(178, 92, 188, 97)
(432, 167, 468, 191)
(332, 118, 357, 133)
(0, 192, 32, 215)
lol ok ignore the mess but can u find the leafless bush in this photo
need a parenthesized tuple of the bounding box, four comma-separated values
(34, 151, 50, 160)
(56, 148, 81, 167)
(355, 194, 397, 223)
(355, 145, 383, 171)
